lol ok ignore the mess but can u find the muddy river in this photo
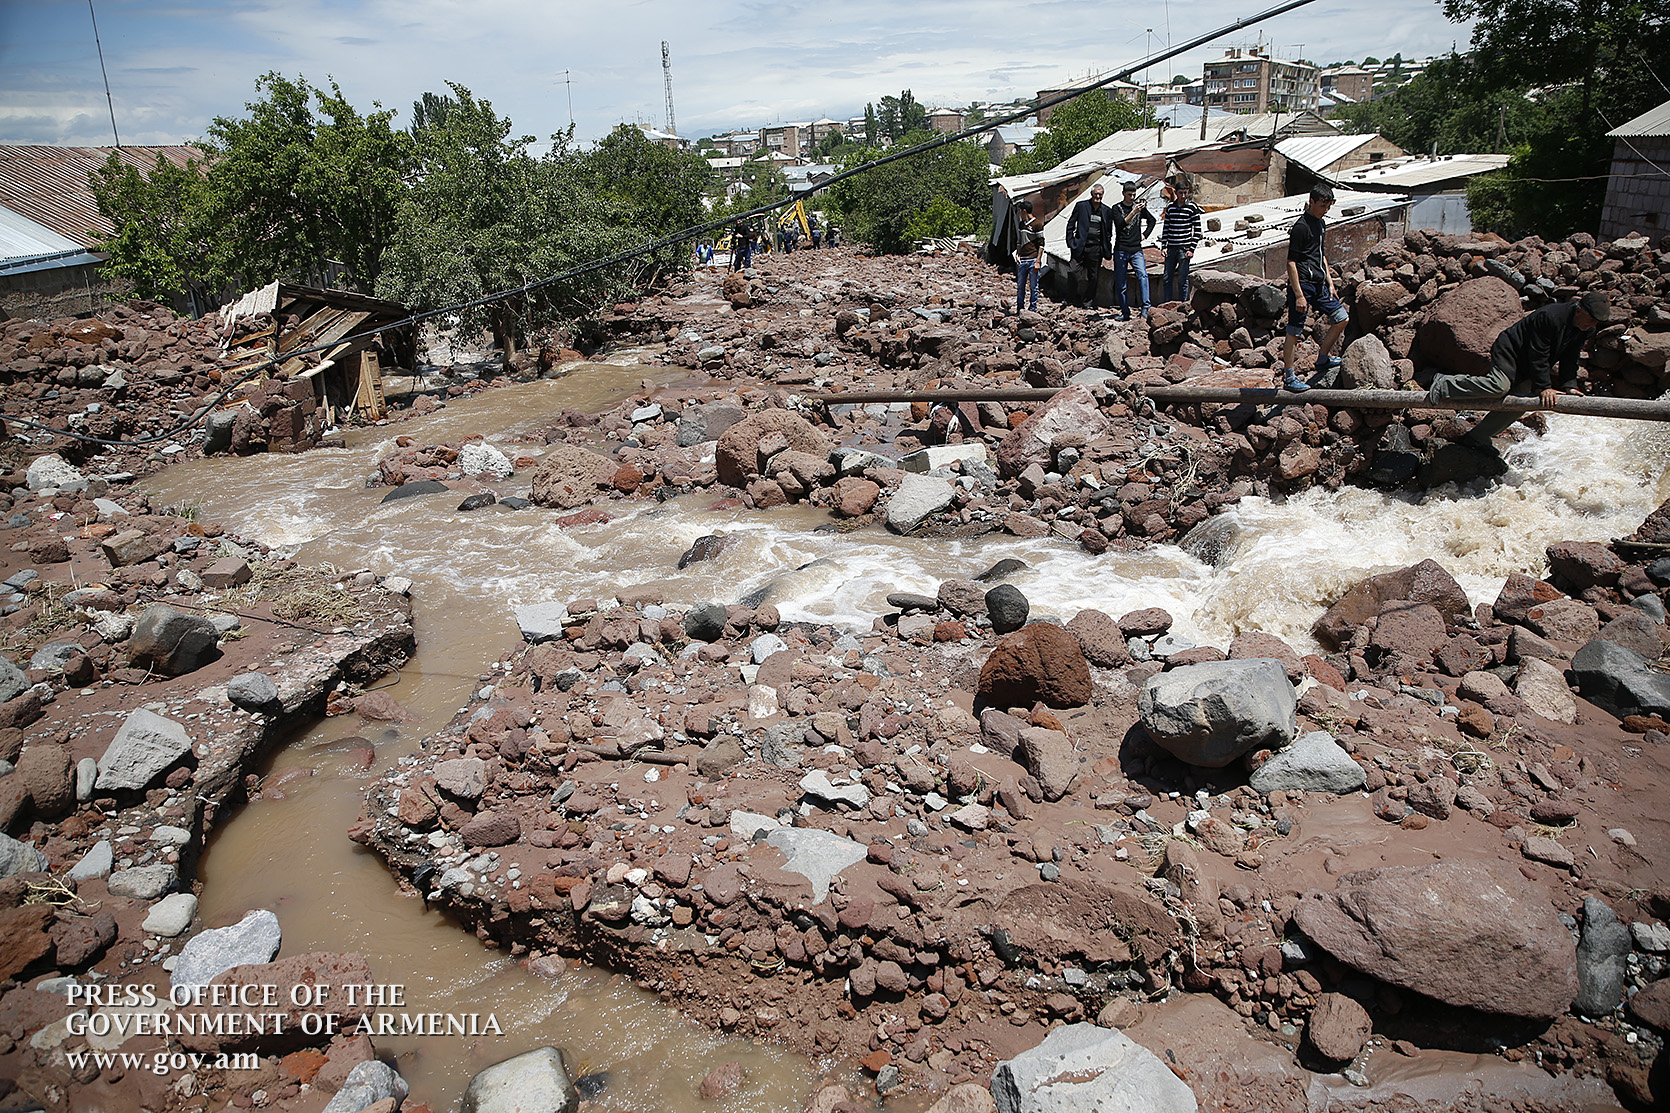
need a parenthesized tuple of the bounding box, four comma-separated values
(144, 356, 1670, 1112)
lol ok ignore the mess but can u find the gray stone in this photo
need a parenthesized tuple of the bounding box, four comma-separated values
(107, 864, 177, 900)
(683, 602, 728, 642)
(66, 839, 113, 882)
(1514, 656, 1576, 724)
(459, 1047, 578, 1113)
(1632, 593, 1668, 624)
(729, 811, 781, 841)
(1139, 658, 1297, 768)
(992, 1022, 1197, 1113)
(96, 707, 193, 791)
(26, 455, 84, 491)
(170, 908, 281, 989)
(986, 584, 1030, 635)
(142, 893, 198, 937)
(1340, 334, 1396, 390)
(763, 826, 867, 904)
(0, 831, 48, 878)
(900, 443, 988, 474)
(750, 633, 788, 664)
(459, 442, 513, 479)
(834, 448, 894, 476)
(226, 673, 281, 714)
(322, 1060, 410, 1113)
(433, 757, 487, 801)
(676, 402, 745, 447)
(381, 479, 450, 502)
(128, 604, 221, 676)
(514, 601, 570, 644)
(885, 474, 956, 533)
(75, 757, 97, 801)
(1574, 897, 1631, 1016)
(798, 770, 871, 810)
(1569, 638, 1670, 719)
(203, 409, 236, 454)
(91, 612, 134, 643)
(0, 655, 29, 703)
(29, 641, 83, 672)
(1249, 732, 1365, 795)
(1631, 921, 1670, 953)
(897, 614, 936, 640)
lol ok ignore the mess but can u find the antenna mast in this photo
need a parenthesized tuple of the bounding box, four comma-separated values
(661, 41, 677, 136)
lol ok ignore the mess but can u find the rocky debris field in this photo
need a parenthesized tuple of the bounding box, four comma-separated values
(2, 231, 1670, 1113)
(0, 451, 415, 1113)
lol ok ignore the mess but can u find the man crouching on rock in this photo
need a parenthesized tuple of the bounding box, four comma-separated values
(1430, 289, 1610, 457)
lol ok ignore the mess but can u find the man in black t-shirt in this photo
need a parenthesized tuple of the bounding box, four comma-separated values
(1279, 184, 1349, 393)
(1431, 290, 1609, 455)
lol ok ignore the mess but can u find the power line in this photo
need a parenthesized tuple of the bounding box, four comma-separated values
(7, 0, 1321, 450)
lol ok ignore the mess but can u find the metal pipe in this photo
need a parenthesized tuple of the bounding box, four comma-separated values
(807, 386, 1670, 422)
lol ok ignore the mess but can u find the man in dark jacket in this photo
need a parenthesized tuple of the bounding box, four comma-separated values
(1111, 181, 1156, 320)
(1431, 290, 1610, 454)
(1065, 183, 1114, 307)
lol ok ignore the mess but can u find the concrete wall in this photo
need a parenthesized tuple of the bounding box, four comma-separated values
(1601, 136, 1670, 242)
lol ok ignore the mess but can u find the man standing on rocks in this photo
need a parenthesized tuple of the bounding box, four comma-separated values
(1111, 181, 1156, 321)
(729, 221, 754, 271)
(1066, 182, 1115, 308)
(1012, 199, 1044, 314)
(1279, 183, 1349, 393)
(1431, 290, 1609, 456)
(1159, 183, 1204, 303)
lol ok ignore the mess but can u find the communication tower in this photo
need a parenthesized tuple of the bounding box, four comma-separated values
(662, 41, 677, 136)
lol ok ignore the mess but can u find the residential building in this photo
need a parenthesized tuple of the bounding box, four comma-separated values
(1273, 133, 1407, 195)
(1145, 84, 1189, 107)
(1035, 77, 1144, 126)
(1601, 98, 1670, 241)
(760, 123, 805, 160)
(806, 117, 845, 152)
(1203, 47, 1319, 115)
(1319, 65, 1373, 103)
(926, 109, 965, 134)
(636, 124, 687, 151)
(1333, 152, 1510, 233)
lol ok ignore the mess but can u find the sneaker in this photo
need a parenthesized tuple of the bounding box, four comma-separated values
(1282, 370, 1311, 393)
(1314, 355, 1342, 373)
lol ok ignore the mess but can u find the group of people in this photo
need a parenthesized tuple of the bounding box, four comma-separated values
(1013, 178, 1204, 320)
(1012, 178, 1612, 459)
(713, 216, 840, 271)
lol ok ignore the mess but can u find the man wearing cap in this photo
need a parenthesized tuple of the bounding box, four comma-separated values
(1065, 183, 1115, 307)
(1111, 181, 1156, 321)
(1430, 290, 1611, 454)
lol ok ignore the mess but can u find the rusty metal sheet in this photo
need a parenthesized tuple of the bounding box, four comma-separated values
(0, 145, 200, 247)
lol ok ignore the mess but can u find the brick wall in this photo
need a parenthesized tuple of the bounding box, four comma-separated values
(1600, 136, 1670, 241)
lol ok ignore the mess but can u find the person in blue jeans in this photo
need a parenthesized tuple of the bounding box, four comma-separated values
(1012, 199, 1043, 313)
(1111, 181, 1155, 320)
(1159, 184, 1204, 303)
(1279, 184, 1350, 392)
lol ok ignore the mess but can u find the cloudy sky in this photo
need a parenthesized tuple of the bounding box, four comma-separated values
(1, 0, 1472, 149)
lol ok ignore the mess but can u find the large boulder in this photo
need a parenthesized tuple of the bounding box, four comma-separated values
(177, 951, 374, 1053)
(978, 624, 1092, 710)
(1313, 559, 1469, 650)
(1339, 334, 1395, 389)
(321, 1060, 409, 1113)
(991, 1022, 1197, 1113)
(715, 410, 830, 487)
(676, 402, 746, 447)
(1138, 658, 1295, 768)
(1569, 638, 1670, 719)
(1292, 859, 1578, 1019)
(995, 385, 1110, 479)
(170, 908, 282, 988)
(1415, 276, 1523, 375)
(1249, 732, 1365, 795)
(96, 707, 193, 792)
(460, 1046, 579, 1113)
(885, 474, 956, 533)
(529, 445, 610, 509)
(0, 831, 48, 878)
(128, 604, 221, 675)
(0, 655, 28, 703)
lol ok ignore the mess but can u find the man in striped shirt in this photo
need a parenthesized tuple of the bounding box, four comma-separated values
(1160, 185, 1204, 303)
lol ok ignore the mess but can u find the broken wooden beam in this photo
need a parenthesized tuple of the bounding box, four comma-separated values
(807, 386, 1670, 422)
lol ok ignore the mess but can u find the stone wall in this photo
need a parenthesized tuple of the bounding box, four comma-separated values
(1601, 136, 1670, 242)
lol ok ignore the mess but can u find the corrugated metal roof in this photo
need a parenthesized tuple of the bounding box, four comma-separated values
(0, 248, 105, 276)
(1275, 134, 1382, 173)
(1609, 98, 1670, 138)
(1333, 153, 1510, 189)
(0, 145, 199, 248)
(1190, 189, 1410, 266)
(0, 203, 84, 261)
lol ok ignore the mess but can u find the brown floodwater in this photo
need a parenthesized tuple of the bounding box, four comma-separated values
(150, 352, 1670, 1111)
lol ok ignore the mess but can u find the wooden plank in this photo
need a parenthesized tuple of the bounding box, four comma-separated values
(355, 350, 386, 419)
(278, 311, 371, 376)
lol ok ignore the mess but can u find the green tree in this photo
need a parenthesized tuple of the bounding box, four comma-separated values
(826, 137, 991, 254)
(197, 72, 414, 292)
(581, 125, 713, 273)
(1171, 74, 1191, 85)
(88, 152, 215, 304)
(1001, 90, 1154, 174)
(878, 90, 927, 140)
(376, 83, 639, 356)
(863, 103, 879, 146)
(410, 90, 457, 137)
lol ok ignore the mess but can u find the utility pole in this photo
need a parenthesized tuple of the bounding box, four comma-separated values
(88, 0, 121, 148)
(561, 70, 573, 129)
(1494, 105, 1506, 154)
(662, 41, 677, 136)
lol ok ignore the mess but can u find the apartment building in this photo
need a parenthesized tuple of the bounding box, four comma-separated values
(1319, 65, 1374, 103)
(1203, 47, 1319, 114)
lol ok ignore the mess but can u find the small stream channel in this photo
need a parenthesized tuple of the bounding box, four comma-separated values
(146, 354, 1670, 1111)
